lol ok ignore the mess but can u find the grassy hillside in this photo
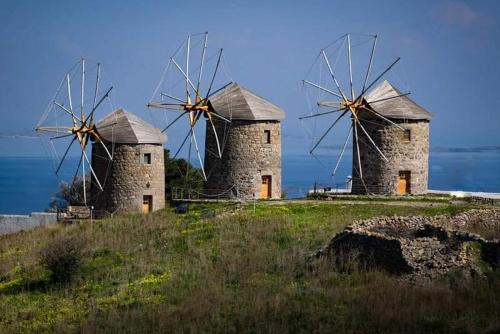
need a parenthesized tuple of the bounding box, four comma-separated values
(0, 200, 499, 333)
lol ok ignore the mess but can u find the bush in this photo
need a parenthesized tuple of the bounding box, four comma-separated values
(48, 176, 90, 211)
(39, 235, 85, 284)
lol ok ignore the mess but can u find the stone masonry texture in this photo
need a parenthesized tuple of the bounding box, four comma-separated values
(91, 143, 165, 213)
(313, 208, 500, 281)
(204, 120, 281, 199)
(351, 117, 429, 195)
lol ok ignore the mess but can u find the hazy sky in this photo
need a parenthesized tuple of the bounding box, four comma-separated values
(1, 0, 499, 156)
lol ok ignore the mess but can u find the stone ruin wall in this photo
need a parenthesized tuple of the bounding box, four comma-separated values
(352, 118, 429, 195)
(204, 120, 281, 199)
(313, 209, 500, 281)
(91, 143, 165, 213)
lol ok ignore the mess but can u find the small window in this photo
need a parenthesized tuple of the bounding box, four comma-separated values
(143, 153, 152, 164)
(403, 129, 411, 141)
(263, 130, 271, 144)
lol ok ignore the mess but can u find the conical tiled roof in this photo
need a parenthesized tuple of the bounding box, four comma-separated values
(365, 80, 432, 120)
(95, 108, 166, 144)
(209, 83, 285, 121)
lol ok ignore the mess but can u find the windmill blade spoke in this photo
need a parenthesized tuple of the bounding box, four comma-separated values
(92, 132, 113, 160)
(322, 50, 348, 101)
(353, 121, 363, 179)
(355, 118, 388, 162)
(146, 102, 185, 111)
(347, 34, 354, 99)
(190, 129, 207, 181)
(173, 130, 192, 159)
(55, 136, 77, 174)
(35, 126, 73, 134)
(81, 59, 85, 121)
(362, 35, 377, 93)
(317, 101, 343, 108)
(186, 34, 190, 101)
(99, 139, 113, 161)
(206, 81, 233, 99)
(81, 149, 103, 191)
(82, 150, 87, 206)
(84, 86, 113, 123)
(54, 101, 83, 123)
(66, 73, 75, 126)
(367, 92, 411, 105)
(208, 110, 230, 123)
(171, 58, 197, 93)
(358, 57, 401, 100)
(91, 63, 101, 124)
(160, 93, 185, 103)
(309, 109, 348, 154)
(71, 151, 84, 189)
(332, 124, 353, 176)
(303, 80, 343, 99)
(361, 106, 405, 130)
(196, 32, 208, 95)
(51, 133, 74, 140)
(299, 107, 346, 120)
(161, 111, 188, 133)
(208, 115, 222, 158)
(206, 48, 223, 98)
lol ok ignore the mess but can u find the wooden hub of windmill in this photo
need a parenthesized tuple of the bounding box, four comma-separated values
(71, 124, 95, 135)
(342, 100, 365, 110)
(183, 103, 209, 112)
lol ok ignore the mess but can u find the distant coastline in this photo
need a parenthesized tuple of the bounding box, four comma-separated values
(430, 146, 500, 153)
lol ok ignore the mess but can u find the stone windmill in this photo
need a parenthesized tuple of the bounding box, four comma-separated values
(91, 108, 166, 213)
(35, 59, 115, 207)
(300, 33, 431, 195)
(147, 32, 233, 185)
(351, 80, 431, 194)
(204, 83, 285, 199)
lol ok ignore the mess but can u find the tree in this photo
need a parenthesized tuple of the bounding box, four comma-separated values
(48, 176, 89, 211)
(164, 149, 203, 200)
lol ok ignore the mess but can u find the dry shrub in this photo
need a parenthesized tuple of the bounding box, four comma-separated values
(39, 234, 85, 284)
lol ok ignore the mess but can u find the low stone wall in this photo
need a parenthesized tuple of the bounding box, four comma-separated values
(0, 212, 57, 235)
(314, 209, 500, 280)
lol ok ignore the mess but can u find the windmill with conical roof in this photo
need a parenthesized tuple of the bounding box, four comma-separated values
(92, 108, 166, 213)
(204, 83, 285, 199)
(300, 33, 431, 195)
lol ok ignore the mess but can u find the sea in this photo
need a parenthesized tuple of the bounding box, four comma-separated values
(1, 151, 500, 215)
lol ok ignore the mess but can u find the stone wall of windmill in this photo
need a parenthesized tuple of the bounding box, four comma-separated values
(91, 108, 166, 213)
(204, 119, 282, 199)
(203, 83, 285, 200)
(351, 118, 429, 194)
(351, 80, 432, 195)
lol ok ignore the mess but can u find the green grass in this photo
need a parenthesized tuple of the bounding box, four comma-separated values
(0, 201, 498, 333)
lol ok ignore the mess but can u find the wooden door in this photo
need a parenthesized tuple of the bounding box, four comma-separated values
(143, 195, 152, 213)
(260, 176, 272, 199)
(397, 171, 411, 195)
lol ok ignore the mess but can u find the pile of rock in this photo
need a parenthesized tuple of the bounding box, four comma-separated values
(313, 209, 500, 280)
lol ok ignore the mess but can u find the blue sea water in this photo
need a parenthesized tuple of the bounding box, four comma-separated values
(283, 151, 500, 198)
(1, 151, 500, 214)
